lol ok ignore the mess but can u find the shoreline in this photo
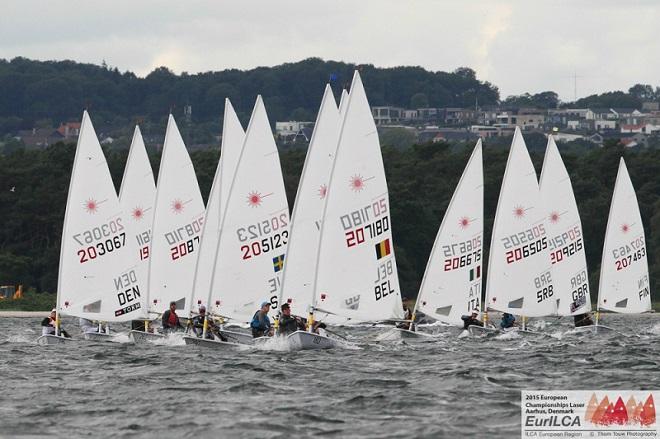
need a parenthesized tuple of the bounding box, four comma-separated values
(0, 311, 50, 317)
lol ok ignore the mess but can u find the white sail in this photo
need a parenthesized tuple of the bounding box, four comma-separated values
(414, 140, 483, 326)
(118, 126, 156, 315)
(208, 97, 289, 323)
(338, 89, 349, 116)
(147, 115, 205, 317)
(485, 127, 555, 318)
(313, 71, 404, 322)
(57, 111, 147, 321)
(279, 85, 339, 317)
(539, 136, 591, 316)
(190, 100, 245, 312)
(598, 158, 650, 314)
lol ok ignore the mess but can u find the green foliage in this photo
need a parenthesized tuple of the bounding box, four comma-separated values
(503, 91, 559, 109)
(572, 91, 642, 110)
(1, 139, 658, 304)
(0, 289, 56, 311)
(0, 57, 499, 136)
(380, 128, 418, 150)
(410, 93, 429, 109)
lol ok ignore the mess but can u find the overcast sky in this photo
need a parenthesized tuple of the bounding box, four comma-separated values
(2, 0, 659, 102)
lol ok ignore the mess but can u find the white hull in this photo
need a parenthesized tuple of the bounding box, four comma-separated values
(374, 327, 437, 342)
(82, 332, 115, 342)
(182, 335, 242, 349)
(467, 325, 499, 336)
(571, 325, 616, 335)
(287, 330, 336, 350)
(218, 329, 254, 345)
(37, 335, 76, 345)
(128, 330, 166, 344)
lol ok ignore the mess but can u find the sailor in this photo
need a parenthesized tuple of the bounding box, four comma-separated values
(277, 303, 307, 336)
(41, 309, 71, 338)
(191, 306, 227, 341)
(250, 301, 274, 338)
(573, 312, 594, 327)
(397, 301, 414, 330)
(461, 309, 484, 330)
(161, 301, 183, 333)
(499, 313, 516, 329)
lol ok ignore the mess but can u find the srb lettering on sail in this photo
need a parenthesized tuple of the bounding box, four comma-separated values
(502, 223, 548, 264)
(165, 215, 203, 261)
(612, 234, 646, 271)
(73, 217, 127, 264)
(534, 270, 554, 303)
(113, 269, 142, 316)
(237, 212, 289, 260)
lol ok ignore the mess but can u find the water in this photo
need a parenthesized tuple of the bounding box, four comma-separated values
(2, 314, 660, 438)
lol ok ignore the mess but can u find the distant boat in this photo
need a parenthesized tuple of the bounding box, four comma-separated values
(118, 126, 156, 335)
(539, 135, 591, 318)
(188, 96, 289, 350)
(474, 127, 555, 336)
(312, 71, 404, 336)
(411, 140, 483, 330)
(594, 158, 650, 332)
(39, 112, 147, 345)
(136, 115, 205, 342)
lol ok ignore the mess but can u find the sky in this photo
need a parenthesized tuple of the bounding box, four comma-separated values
(2, 0, 659, 102)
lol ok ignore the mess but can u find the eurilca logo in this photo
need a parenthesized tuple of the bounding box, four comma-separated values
(585, 393, 655, 426)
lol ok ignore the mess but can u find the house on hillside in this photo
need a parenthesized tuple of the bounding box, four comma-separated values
(15, 128, 66, 148)
(57, 121, 81, 139)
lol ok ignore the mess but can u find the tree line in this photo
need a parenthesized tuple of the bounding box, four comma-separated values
(1, 138, 657, 304)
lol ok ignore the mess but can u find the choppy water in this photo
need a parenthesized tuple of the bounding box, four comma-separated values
(2, 314, 660, 438)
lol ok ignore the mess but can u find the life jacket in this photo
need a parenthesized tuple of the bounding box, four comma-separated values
(168, 310, 178, 327)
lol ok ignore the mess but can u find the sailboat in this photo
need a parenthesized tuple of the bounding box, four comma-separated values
(278, 85, 340, 332)
(183, 100, 249, 346)
(118, 126, 156, 338)
(301, 71, 404, 348)
(130, 115, 205, 343)
(186, 96, 289, 349)
(39, 112, 148, 344)
(406, 140, 483, 335)
(593, 158, 650, 333)
(538, 136, 592, 324)
(470, 127, 555, 336)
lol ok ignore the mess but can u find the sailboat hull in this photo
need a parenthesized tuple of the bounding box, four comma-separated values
(467, 325, 499, 336)
(218, 329, 254, 345)
(37, 335, 76, 345)
(287, 331, 336, 350)
(182, 335, 242, 349)
(82, 332, 115, 342)
(571, 325, 616, 335)
(128, 330, 166, 344)
(374, 327, 437, 341)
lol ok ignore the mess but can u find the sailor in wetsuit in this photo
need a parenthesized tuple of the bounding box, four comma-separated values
(41, 309, 71, 338)
(574, 312, 594, 327)
(250, 302, 273, 338)
(277, 303, 306, 336)
(162, 301, 184, 334)
(191, 306, 227, 341)
(499, 313, 515, 329)
(461, 309, 484, 330)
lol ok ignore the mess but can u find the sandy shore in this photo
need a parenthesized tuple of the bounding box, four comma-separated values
(0, 311, 49, 317)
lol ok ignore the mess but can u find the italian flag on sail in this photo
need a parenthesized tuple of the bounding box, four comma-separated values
(469, 266, 481, 281)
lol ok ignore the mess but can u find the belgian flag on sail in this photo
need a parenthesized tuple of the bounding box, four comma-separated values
(469, 265, 481, 281)
(272, 254, 285, 272)
(375, 239, 391, 260)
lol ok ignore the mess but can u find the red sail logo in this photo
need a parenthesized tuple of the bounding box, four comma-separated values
(586, 393, 655, 426)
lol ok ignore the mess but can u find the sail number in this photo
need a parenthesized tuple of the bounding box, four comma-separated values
(237, 214, 288, 242)
(505, 237, 547, 264)
(241, 231, 288, 260)
(444, 251, 481, 271)
(501, 224, 545, 249)
(171, 236, 200, 260)
(442, 236, 482, 257)
(612, 235, 645, 258)
(550, 238, 583, 264)
(346, 217, 389, 247)
(548, 225, 581, 250)
(78, 233, 126, 263)
(73, 218, 124, 245)
(615, 248, 646, 271)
